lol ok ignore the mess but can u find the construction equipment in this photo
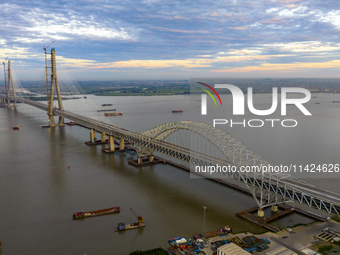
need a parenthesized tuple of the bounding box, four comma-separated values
(130, 208, 144, 226)
(116, 208, 145, 231)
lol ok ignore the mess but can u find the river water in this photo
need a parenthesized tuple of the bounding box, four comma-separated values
(0, 93, 339, 254)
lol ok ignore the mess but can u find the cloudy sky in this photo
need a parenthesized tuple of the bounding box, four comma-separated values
(1, 0, 340, 80)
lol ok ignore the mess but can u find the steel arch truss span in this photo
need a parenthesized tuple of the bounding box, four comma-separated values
(142, 121, 340, 215)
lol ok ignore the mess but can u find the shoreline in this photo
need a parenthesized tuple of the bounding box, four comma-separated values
(160, 220, 340, 255)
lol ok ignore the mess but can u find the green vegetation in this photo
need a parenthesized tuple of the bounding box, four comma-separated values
(5, 78, 340, 97)
(80, 81, 190, 96)
(318, 245, 333, 254)
(129, 247, 168, 255)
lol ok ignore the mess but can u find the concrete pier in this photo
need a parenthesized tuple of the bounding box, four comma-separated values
(258, 208, 265, 218)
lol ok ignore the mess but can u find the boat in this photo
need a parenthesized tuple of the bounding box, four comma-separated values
(83, 96, 87, 99)
(116, 208, 145, 231)
(168, 237, 191, 246)
(97, 109, 116, 112)
(117, 222, 145, 231)
(12, 127, 19, 130)
(333, 101, 340, 103)
(73, 206, 120, 219)
(193, 225, 232, 240)
(102, 103, 113, 106)
(172, 110, 183, 113)
(104, 112, 123, 116)
(224, 225, 232, 233)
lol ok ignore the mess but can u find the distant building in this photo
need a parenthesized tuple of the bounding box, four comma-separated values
(217, 243, 250, 255)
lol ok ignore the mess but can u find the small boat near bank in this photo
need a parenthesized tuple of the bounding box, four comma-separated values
(73, 206, 120, 219)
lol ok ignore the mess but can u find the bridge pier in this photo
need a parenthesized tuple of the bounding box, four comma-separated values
(137, 156, 142, 165)
(102, 135, 124, 153)
(120, 138, 125, 150)
(109, 135, 115, 152)
(90, 129, 96, 143)
(85, 129, 108, 145)
(130, 155, 157, 166)
(271, 204, 278, 213)
(257, 208, 265, 218)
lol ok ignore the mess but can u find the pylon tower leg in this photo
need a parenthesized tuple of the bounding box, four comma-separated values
(45, 48, 64, 127)
(6, 60, 16, 107)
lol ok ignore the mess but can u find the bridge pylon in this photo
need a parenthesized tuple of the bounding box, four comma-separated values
(44, 47, 64, 127)
(3, 60, 17, 107)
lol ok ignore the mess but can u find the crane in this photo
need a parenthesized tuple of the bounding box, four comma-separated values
(43, 40, 55, 52)
(130, 208, 144, 226)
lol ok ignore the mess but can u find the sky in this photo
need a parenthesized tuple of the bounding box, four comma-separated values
(1, 0, 340, 80)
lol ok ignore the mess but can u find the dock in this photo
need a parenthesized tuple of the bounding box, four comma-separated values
(237, 204, 326, 232)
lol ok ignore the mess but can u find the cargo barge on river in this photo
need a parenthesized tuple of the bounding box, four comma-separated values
(73, 206, 120, 219)
(97, 109, 116, 112)
(116, 208, 145, 231)
(102, 103, 113, 106)
(104, 112, 123, 116)
(172, 110, 183, 113)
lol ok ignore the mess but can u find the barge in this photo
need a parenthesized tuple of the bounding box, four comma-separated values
(193, 225, 232, 240)
(104, 112, 123, 116)
(172, 110, 183, 113)
(102, 103, 113, 106)
(116, 208, 145, 231)
(97, 109, 116, 112)
(73, 206, 120, 219)
(117, 222, 145, 231)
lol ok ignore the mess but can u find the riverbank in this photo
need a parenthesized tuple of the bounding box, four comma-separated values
(162, 220, 340, 255)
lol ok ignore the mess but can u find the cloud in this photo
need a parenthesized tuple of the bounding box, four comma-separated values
(313, 10, 340, 30)
(1, 0, 340, 79)
(213, 59, 340, 73)
(261, 41, 340, 54)
(149, 26, 209, 34)
(0, 46, 40, 60)
(0, 3, 137, 44)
